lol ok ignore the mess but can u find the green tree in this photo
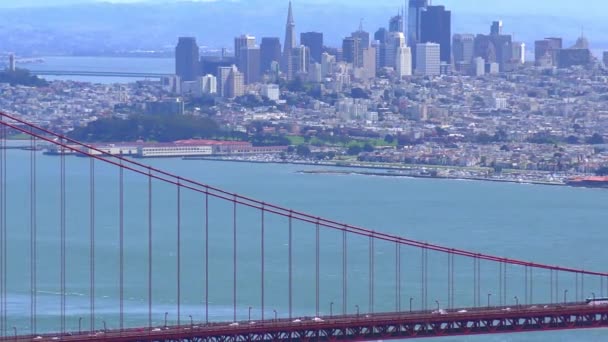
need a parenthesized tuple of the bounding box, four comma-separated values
(347, 145, 363, 155)
(384, 134, 395, 144)
(296, 145, 311, 157)
(587, 133, 605, 145)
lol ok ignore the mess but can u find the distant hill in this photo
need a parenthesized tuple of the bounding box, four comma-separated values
(0, 0, 606, 56)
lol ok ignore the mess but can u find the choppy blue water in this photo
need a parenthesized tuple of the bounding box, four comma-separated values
(2, 150, 608, 341)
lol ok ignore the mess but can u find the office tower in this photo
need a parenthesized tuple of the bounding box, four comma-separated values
(283, 1, 297, 80)
(240, 47, 261, 84)
(342, 37, 360, 66)
(362, 47, 377, 79)
(512, 42, 525, 64)
(535, 38, 562, 66)
(384, 32, 405, 69)
(408, 0, 427, 46)
(217, 66, 233, 98)
(603, 52, 608, 67)
(8, 54, 15, 72)
(491, 21, 503, 35)
(175, 37, 200, 81)
(472, 57, 485, 76)
(453, 34, 475, 64)
(396, 46, 412, 77)
(293, 45, 310, 74)
(421, 5, 451, 64)
(260, 37, 282, 73)
(228, 67, 245, 98)
(308, 63, 322, 82)
(389, 13, 403, 33)
(321, 52, 336, 76)
(201, 75, 217, 94)
(234, 34, 256, 64)
(352, 24, 370, 68)
(300, 32, 323, 63)
(374, 28, 388, 44)
(415, 42, 440, 76)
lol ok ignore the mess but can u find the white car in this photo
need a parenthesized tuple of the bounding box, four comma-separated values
(292, 319, 302, 323)
(229, 322, 239, 327)
(457, 310, 468, 313)
(312, 317, 324, 322)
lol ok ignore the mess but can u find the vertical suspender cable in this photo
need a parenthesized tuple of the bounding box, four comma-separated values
(342, 226, 347, 316)
(205, 190, 209, 324)
(147, 168, 152, 329)
(261, 204, 265, 321)
(233, 195, 237, 322)
(315, 221, 320, 317)
(288, 213, 293, 319)
(30, 128, 37, 335)
(60, 141, 66, 334)
(119, 162, 124, 330)
(176, 178, 181, 326)
(89, 158, 95, 332)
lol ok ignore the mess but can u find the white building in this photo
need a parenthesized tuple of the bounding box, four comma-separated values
(138, 145, 213, 158)
(321, 52, 336, 76)
(336, 98, 370, 121)
(261, 84, 280, 101)
(512, 42, 526, 64)
(473, 57, 485, 76)
(8, 54, 15, 72)
(362, 47, 377, 80)
(308, 63, 322, 83)
(415, 43, 440, 76)
(202, 74, 217, 94)
(161, 75, 181, 94)
(385, 32, 406, 69)
(396, 46, 412, 78)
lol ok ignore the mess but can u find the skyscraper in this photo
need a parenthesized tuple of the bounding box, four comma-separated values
(389, 13, 404, 33)
(384, 32, 405, 69)
(217, 66, 233, 98)
(408, 0, 428, 57)
(362, 47, 377, 79)
(260, 37, 282, 73)
(415, 42, 440, 76)
(453, 34, 475, 64)
(490, 21, 503, 36)
(342, 37, 360, 67)
(241, 47, 261, 84)
(420, 5, 451, 64)
(396, 46, 412, 78)
(535, 38, 562, 66)
(8, 54, 15, 72)
(301, 32, 323, 63)
(234, 35, 256, 65)
(352, 25, 370, 68)
(283, 1, 297, 80)
(175, 37, 200, 81)
(228, 67, 245, 98)
(293, 45, 310, 74)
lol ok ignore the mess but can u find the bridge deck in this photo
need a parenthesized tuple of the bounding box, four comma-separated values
(6, 303, 608, 341)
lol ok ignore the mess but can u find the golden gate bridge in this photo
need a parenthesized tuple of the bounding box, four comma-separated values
(0, 111, 606, 341)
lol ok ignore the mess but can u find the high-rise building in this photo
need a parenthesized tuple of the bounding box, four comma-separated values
(300, 32, 323, 63)
(240, 47, 261, 84)
(8, 54, 15, 72)
(260, 37, 282, 73)
(472, 57, 485, 76)
(321, 52, 336, 76)
(283, 1, 297, 80)
(556, 48, 591, 69)
(201, 74, 217, 94)
(217, 66, 234, 98)
(308, 63, 322, 83)
(342, 37, 360, 67)
(352, 26, 370, 68)
(491, 21, 503, 35)
(420, 5, 451, 64)
(293, 45, 310, 74)
(603, 52, 608, 67)
(415, 42, 440, 76)
(408, 0, 428, 68)
(175, 37, 200, 81)
(535, 38, 562, 66)
(512, 42, 525, 64)
(389, 13, 404, 33)
(374, 28, 388, 44)
(234, 35, 256, 64)
(384, 32, 406, 69)
(362, 47, 377, 79)
(453, 34, 475, 64)
(228, 67, 245, 98)
(396, 46, 412, 78)
(408, 0, 427, 46)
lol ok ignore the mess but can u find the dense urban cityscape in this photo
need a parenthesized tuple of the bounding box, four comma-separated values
(3, 0, 608, 187)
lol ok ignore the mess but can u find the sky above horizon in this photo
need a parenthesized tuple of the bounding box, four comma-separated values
(1, 0, 606, 17)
